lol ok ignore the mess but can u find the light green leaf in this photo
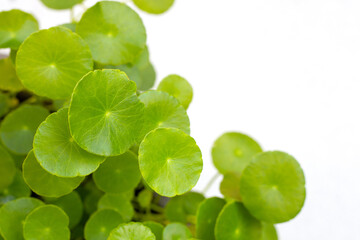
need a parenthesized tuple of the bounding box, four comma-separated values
(137, 189, 153, 209)
(139, 91, 190, 140)
(69, 69, 144, 156)
(40, 0, 83, 10)
(240, 151, 306, 223)
(219, 173, 242, 201)
(0, 105, 49, 155)
(45, 191, 83, 229)
(85, 209, 124, 240)
(98, 193, 134, 222)
(212, 132, 262, 176)
(104, 47, 156, 91)
(139, 128, 202, 197)
(0, 9, 38, 49)
(165, 192, 204, 223)
(132, 0, 175, 14)
(0, 58, 23, 92)
(16, 26, 93, 99)
(23, 205, 70, 240)
(157, 74, 193, 109)
(143, 221, 164, 240)
(93, 151, 141, 193)
(34, 108, 105, 177)
(196, 197, 226, 240)
(0, 145, 16, 191)
(162, 223, 192, 240)
(108, 222, 155, 240)
(0, 170, 31, 200)
(76, 1, 146, 65)
(23, 150, 84, 197)
(261, 222, 278, 240)
(0, 197, 44, 240)
(215, 202, 261, 240)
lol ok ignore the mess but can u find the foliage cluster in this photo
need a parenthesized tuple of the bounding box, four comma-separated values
(0, 0, 306, 239)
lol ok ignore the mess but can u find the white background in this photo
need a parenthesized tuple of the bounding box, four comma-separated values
(1, 0, 360, 239)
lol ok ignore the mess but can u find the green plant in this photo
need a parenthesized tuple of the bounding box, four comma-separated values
(0, 1, 306, 239)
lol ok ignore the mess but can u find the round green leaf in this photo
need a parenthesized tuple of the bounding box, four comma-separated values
(196, 197, 226, 240)
(220, 173, 242, 201)
(98, 193, 134, 222)
(23, 205, 70, 240)
(1, 169, 31, 200)
(105, 47, 156, 91)
(45, 191, 83, 229)
(261, 222, 278, 240)
(0, 145, 15, 191)
(139, 63, 156, 90)
(240, 151, 306, 223)
(108, 222, 155, 240)
(165, 192, 204, 223)
(0, 58, 23, 91)
(137, 189, 153, 209)
(59, 23, 76, 32)
(0, 197, 44, 240)
(40, 0, 83, 10)
(139, 91, 190, 139)
(76, 1, 146, 65)
(157, 74, 193, 109)
(16, 26, 93, 99)
(34, 108, 105, 177)
(162, 223, 192, 240)
(132, 0, 175, 14)
(215, 202, 261, 240)
(143, 221, 164, 240)
(23, 150, 84, 197)
(139, 128, 202, 197)
(94, 151, 141, 193)
(0, 105, 49, 155)
(0, 9, 39, 49)
(69, 69, 144, 156)
(212, 132, 262, 176)
(85, 209, 125, 240)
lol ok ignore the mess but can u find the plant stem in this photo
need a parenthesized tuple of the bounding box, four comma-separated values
(202, 172, 221, 195)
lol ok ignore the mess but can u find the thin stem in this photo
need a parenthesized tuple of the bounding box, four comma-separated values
(202, 172, 221, 195)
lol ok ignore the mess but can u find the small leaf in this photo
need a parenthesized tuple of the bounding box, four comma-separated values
(196, 197, 226, 240)
(0, 58, 23, 92)
(40, 0, 83, 10)
(108, 222, 155, 240)
(139, 128, 202, 197)
(98, 193, 134, 222)
(0, 197, 44, 240)
(139, 90, 190, 140)
(34, 108, 105, 177)
(162, 223, 192, 240)
(85, 209, 125, 240)
(0, 10, 38, 49)
(240, 151, 306, 223)
(23, 150, 84, 198)
(219, 173, 242, 201)
(143, 221, 164, 240)
(93, 151, 141, 193)
(261, 222, 278, 240)
(215, 202, 261, 240)
(16, 26, 93, 99)
(157, 74, 193, 109)
(69, 69, 144, 156)
(45, 191, 83, 229)
(212, 132, 262, 176)
(0, 104, 49, 155)
(132, 0, 175, 14)
(77, 1, 146, 65)
(23, 205, 70, 240)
